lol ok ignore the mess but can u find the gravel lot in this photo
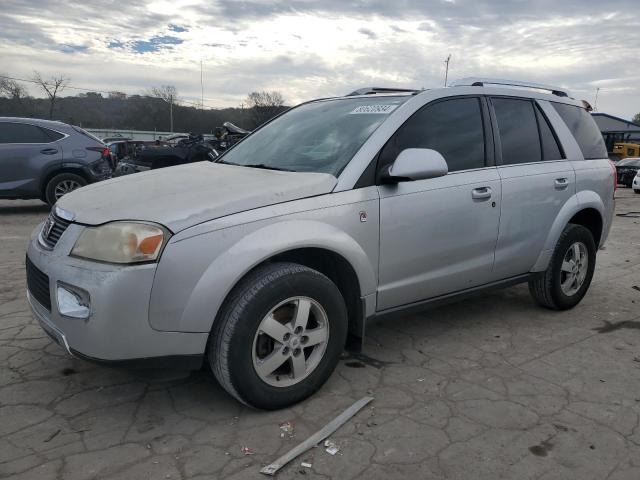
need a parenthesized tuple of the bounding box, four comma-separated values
(1, 189, 639, 480)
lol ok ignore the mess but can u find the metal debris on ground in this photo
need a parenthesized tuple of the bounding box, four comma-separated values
(241, 446, 255, 455)
(279, 420, 294, 438)
(632, 286, 640, 292)
(616, 212, 640, 218)
(259, 396, 374, 475)
(324, 440, 340, 455)
(300, 462, 312, 468)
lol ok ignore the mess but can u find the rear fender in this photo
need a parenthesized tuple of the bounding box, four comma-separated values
(531, 191, 604, 271)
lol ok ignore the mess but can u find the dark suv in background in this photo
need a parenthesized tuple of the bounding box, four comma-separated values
(0, 117, 112, 205)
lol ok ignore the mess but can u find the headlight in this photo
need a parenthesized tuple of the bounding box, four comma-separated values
(71, 222, 170, 264)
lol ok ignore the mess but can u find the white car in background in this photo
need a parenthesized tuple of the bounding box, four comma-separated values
(634, 170, 640, 193)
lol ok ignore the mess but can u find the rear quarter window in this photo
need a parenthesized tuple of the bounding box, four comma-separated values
(552, 103, 607, 159)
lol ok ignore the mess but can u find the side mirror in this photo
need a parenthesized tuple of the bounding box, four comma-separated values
(382, 148, 448, 183)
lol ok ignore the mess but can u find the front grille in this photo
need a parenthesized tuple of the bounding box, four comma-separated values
(40, 213, 71, 249)
(26, 256, 51, 311)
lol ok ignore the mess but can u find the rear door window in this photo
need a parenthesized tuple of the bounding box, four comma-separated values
(379, 97, 486, 173)
(0, 122, 53, 144)
(535, 106, 564, 161)
(42, 128, 65, 141)
(492, 98, 541, 165)
(552, 103, 608, 159)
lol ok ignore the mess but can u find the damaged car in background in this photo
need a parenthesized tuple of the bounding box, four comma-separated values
(26, 78, 614, 409)
(113, 133, 218, 176)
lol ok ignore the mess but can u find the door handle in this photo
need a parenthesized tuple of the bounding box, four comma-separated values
(471, 186, 492, 200)
(40, 148, 58, 155)
(554, 178, 569, 189)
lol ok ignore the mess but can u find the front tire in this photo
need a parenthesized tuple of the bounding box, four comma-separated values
(45, 173, 87, 205)
(528, 224, 596, 310)
(208, 262, 348, 409)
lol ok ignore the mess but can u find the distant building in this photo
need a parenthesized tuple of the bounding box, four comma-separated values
(108, 91, 127, 100)
(592, 113, 640, 152)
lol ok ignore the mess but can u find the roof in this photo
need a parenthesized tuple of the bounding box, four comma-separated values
(592, 113, 640, 133)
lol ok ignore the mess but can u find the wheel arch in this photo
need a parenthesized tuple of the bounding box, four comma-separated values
(40, 166, 90, 200)
(531, 192, 605, 272)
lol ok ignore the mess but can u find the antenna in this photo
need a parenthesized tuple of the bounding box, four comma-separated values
(594, 87, 600, 111)
(444, 54, 451, 87)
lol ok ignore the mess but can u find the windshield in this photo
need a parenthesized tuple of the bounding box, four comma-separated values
(218, 96, 408, 175)
(618, 158, 640, 166)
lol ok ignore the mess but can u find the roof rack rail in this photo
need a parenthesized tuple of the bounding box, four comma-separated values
(451, 77, 570, 98)
(346, 87, 419, 96)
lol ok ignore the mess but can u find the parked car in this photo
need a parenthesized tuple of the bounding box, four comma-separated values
(633, 170, 640, 193)
(0, 117, 112, 205)
(113, 133, 217, 176)
(615, 157, 640, 187)
(107, 139, 149, 167)
(26, 78, 615, 409)
(210, 122, 250, 152)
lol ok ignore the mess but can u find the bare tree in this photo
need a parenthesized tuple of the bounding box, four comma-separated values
(149, 85, 178, 132)
(245, 91, 286, 127)
(0, 75, 27, 99)
(32, 71, 69, 119)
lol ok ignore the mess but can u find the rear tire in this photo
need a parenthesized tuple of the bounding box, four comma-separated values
(208, 262, 348, 409)
(528, 224, 596, 310)
(45, 173, 87, 205)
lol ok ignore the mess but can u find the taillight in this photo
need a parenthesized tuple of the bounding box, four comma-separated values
(609, 160, 617, 192)
(87, 146, 110, 158)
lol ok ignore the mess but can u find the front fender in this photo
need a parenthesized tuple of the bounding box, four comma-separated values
(149, 218, 378, 333)
(531, 191, 605, 271)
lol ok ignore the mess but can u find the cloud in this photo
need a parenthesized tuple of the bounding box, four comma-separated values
(358, 28, 377, 40)
(0, 0, 638, 118)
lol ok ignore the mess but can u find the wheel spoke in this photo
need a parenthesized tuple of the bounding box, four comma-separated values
(291, 353, 306, 379)
(255, 349, 288, 378)
(293, 298, 311, 330)
(260, 315, 290, 342)
(561, 260, 574, 273)
(561, 274, 575, 292)
(304, 327, 328, 347)
(572, 243, 581, 261)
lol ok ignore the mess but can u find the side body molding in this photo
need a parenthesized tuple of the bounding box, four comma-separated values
(531, 191, 605, 272)
(149, 209, 379, 333)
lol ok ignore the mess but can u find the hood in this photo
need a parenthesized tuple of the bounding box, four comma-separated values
(57, 162, 337, 232)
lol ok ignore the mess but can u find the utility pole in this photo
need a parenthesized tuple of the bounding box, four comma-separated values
(170, 100, 173, 132)
(444, 54, 451, 87)
(594, 87, 600, 111)
(200, 60, 204, 111)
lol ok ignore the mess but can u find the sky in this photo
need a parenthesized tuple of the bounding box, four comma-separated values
(1, 0, 639, 119)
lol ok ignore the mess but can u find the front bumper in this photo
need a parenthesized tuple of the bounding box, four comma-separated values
(26, 222, 207, 368)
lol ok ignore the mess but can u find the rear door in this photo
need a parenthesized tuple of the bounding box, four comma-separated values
(490, 96, 575, 278)
(377, 96, 502, 310)
(0, 122, 64, 197)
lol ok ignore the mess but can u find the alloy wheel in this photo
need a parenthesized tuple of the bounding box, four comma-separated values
(54, 179, 82, 200)
(560, 241, 589, 296)
(252, 296, 329, 387)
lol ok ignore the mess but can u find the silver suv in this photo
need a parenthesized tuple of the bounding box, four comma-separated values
(26, 78, 615, 409)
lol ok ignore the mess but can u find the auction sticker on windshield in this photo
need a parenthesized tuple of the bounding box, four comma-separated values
(350, 105, 398, 114)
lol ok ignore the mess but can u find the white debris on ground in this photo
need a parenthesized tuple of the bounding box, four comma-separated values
(324, 439, 340, 455)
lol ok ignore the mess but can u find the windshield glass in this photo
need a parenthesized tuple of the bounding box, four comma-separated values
(618, 158, 640, 166)
(218, 96, 408, 175)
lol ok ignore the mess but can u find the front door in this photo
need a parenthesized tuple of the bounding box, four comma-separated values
(377, 97, 502, 311)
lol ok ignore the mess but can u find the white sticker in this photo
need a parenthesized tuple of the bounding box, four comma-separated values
(350, 104, 398, 114)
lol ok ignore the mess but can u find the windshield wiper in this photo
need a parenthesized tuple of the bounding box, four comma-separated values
(243, 163, 295, 172)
